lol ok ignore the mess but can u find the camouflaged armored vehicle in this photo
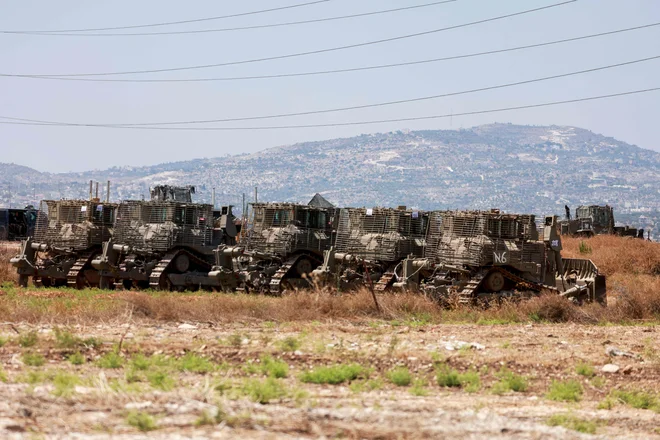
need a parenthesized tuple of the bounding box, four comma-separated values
(560, 205, 643, 238)
(91, 185, 237, 290)
(224, 201, 336, 294)
(11, 199, 117, 288)
(402, 210, 606, 304)
(312, 206, 428, 291)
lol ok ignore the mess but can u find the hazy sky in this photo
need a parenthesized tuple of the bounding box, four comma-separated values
(1, 0, 659, 172)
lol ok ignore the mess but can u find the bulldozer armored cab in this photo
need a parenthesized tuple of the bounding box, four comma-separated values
(312, 206, 428, 291)
(11, 199, 117, 288)
(226, 202, 336, 294)
(91, 185, 238, 290)
(399, 210, 606, 304)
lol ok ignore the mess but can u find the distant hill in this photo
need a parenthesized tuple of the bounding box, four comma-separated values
(2, 123, 659, 234)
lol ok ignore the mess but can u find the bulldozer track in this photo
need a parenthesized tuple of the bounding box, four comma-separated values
(149, 249, 213, 290)
(66, 251, 95, 289)
(374, 272, 396, 292)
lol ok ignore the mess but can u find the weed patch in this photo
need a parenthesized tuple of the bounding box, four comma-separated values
(612, 389, 660, 411)
(241, 378, 287, 404)
(52, 372, 80, 397)
(22, 352, 45, 367)
(18, 331, 38, 348)
(278, 336, 301, 352)
(67, 352, 86, 365)
(300, 364, 368, 385)
(97, 351, 124, 369)
(575, 362, 595, 378)
(492, 368, 528, 394)
(126, 412, 157, 432)
(547, 414, 597, 434)
(387, 367, 412, 387)
(178, 353, 214, 373)
(546, 380, 583, 402)
(259, 355, 288, 379)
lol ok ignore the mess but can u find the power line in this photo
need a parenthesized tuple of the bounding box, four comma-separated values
(8, 1, 576, 77)
(4, 55, 656, 126)
(5, 1, 458, 37)
(1, 88, 658, 131)
(5, 22, 657, 83)
(0, 0, 333, 34)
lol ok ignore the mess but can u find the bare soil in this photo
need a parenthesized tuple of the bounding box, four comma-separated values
(0, 321, 658, 439)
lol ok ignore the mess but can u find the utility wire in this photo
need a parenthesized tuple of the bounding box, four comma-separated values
(5, 22, 657, 83)
(1, 88, 658, 130)
(7, 1, 576, 77)
(0, 0, 333, 34)
(5, 1, 458, 37)
(4, 55, 654, 127)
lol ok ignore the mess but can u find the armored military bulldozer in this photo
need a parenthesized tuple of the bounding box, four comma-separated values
(11, 199, 117, 288)
(91, 185, 238, 290)
(225, 202, 336, 294)
(560, 205, 643, 238)
(398, 210, 606, 304)
(312, 206, 428, 291)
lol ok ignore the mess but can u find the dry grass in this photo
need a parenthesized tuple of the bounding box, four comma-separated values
(0, 242, 19, 285)
(562, 235, 660, 276)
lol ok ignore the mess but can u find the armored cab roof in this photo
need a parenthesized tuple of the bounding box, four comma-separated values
(150, 185, 195, 203)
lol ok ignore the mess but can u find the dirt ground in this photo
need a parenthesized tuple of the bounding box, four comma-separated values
(0, 320, 658, 439)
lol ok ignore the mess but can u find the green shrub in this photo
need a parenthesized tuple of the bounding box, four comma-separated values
(259, 355, 288, 379)
(178, 353, 214, 373)
(278, 336, 301, 352)
(436, 366, 461, 388)
(387, 367, 412, 387)
(54, 328, 82, 349)
(97, 351, 124, 369)
(0, 368, 7, 383)
(18, 331, 38, 348)
(547, 414, 597, 434)
(300, 364, 368, 385)
(349, 379, 383, 393)
(0, 336, 8, 347)
(492, 368, 528, 394)
(613, 390, 659, 411)
(410, 378, 429, 396)
(575, 362, 595, 378)
(146, 371, 175, 391)
(67, 352, 86, 365)
(22, 352, 45, 367)
(241, 378, 287, 404)
(52, 372, 80, 397)
(130, 353, 151, 371)
(126, 412, 157, 432)
(546, 380, 583, 402)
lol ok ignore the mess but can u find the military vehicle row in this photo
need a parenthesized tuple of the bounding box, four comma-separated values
(560, 205, 645, 239)
(10, 186, 606, 304)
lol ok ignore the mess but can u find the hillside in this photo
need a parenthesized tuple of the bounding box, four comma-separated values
(1, 123, 659, 233)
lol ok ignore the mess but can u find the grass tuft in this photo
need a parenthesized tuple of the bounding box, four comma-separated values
(52, 372, 80, 397)
(67, 352, 86, 365)
(178, 353, 215, 373)
(492, 368, 528, 394)
(18, 331, 38, 348)
(278, 336, 301, 352)
(387, 366, 412, 387)
(435, 365, 480, 391)
(241, 378, 287, 404)
(259, 355, 288, 379)
(97, 351, 124, 369)
(22, 351, 45, 367)
(300, 364, 368, 385)
(546, 379, 583, 402)
(612, 389, 660, 411)
(575, 362, 595, 378)
(547, 414, 597, 434)
(126, 411, 157, 432)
